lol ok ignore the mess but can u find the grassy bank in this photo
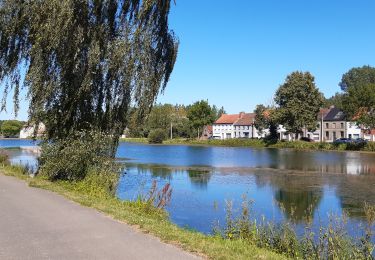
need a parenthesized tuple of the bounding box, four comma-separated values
(0, 164, 285, 260)
(121, 138, 375, 152)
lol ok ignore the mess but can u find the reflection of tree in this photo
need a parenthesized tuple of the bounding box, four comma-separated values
(136, 164, 173, 180)
(254, 172, 323, 223)
(275, 189, 321, 223)
(187, 170, 212, 190)
(334, 176, 375, 219)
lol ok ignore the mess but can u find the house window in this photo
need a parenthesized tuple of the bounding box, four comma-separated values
(326, 123, 329, 128)
(341, 123, 344, 128)
(333, 123, 336, 129)
(340, 131, 344, 138)
(326, 131, 329, 139)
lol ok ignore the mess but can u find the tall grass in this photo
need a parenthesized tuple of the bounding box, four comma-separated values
(215, 196, 375, 259)
(0, 149, 10, 166)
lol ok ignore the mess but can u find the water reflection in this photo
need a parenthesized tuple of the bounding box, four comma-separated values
(117, 143, 375, 175)
(187, 170, 212, 190)
(2, 140, 375, 236)
(274, 190, 322, 223)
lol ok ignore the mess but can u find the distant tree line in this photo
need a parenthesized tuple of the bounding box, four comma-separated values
(0, 120, 24, 137)
(254, 66, 375, 140)
(127, 100, 225, 139)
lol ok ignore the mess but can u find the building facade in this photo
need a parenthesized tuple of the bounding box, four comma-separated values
(213, 112, 261, 139)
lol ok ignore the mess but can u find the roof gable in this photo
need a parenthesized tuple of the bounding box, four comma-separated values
(324, 107, 346, 121)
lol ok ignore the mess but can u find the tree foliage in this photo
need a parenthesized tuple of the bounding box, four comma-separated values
(148, 128, 167, 144)
(254, 105, 278, 139)
(324, 92, 344, 109)
(212, 105, 226, 120)
(274, 72, 324, 136)
(187, 100, 216, 137)
(0, 120, 23, 137)
(254, 104, 268, 135)
(343, 83, 375, 129)
(339, 66, 375, 91)
(127, 103, 194, 138)
(0, 0, 178, 149)
(337, 66, 375, 130)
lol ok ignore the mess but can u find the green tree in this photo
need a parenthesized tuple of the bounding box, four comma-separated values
(254, 105, 278, 139)
(0, 0, 178, 154)
(338, 66, 375, 130)
(324, 92, 344, 109)
(254, 105, 268, 135)
(1, 120, 23, 137)
(274, 72, 324, 138)
(343, 84, 375, 129)
(339, 66, 375, 91)
(187, 100, 215, 138)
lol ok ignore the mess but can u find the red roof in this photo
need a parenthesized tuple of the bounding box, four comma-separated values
(215, 114, 242, 124)
(215, 112, 255, 125)
(234, 113, 255, 126)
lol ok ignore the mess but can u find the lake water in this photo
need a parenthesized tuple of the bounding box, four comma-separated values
(2, 139, 375, 237)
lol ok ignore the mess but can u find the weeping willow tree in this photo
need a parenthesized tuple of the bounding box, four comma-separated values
(0, 0, 178, 152)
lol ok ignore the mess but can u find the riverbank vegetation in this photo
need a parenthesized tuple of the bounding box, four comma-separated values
(121, 138, 375, 152)
(216, 197, 374, 259)
(0, 152, 286, 260)
(1, 153, 374, 259)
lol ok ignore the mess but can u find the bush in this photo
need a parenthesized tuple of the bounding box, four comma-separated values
(148, 129, 167, 144)
(0, 149, 9, 165)
(38, 130, 122, 193)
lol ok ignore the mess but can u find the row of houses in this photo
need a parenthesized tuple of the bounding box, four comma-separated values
(208, 106, 375, 142)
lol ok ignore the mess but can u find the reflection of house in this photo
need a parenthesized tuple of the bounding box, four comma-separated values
(19, 123, 46, 139)
(213, 112, 263, 139)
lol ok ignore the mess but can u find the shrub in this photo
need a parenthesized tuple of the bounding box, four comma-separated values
(38, 130, 122, 193)
(148, 129, 167, 144)
(364, 141, 375, 152)
(0, 149, 9, 166)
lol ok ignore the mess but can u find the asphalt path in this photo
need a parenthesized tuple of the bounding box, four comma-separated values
(0, 174, 200, 260)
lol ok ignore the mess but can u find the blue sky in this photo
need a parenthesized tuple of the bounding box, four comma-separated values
(1, 0, 375, 120)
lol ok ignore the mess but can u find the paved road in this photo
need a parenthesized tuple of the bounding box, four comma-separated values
(0, 174, 199, 260)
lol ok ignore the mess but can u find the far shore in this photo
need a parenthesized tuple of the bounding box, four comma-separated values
(120, 137, 375, 153)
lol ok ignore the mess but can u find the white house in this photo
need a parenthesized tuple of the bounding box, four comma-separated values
(19, 123, 46, 139)
(213, 112, 264, 139)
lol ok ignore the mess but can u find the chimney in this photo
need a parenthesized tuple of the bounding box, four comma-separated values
(239, 112, 245, 118)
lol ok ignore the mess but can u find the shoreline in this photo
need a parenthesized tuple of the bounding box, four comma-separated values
(0, 164, 285, 260)
(120, 138, 375, 154)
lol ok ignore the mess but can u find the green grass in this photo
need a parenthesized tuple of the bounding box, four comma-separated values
(0, 164, 287, 260)
(121, 138, 375, 152)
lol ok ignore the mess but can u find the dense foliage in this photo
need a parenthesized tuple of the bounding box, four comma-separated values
(339, 66, 375, 91)
(187, 100, 216, 138)
(0, 120, 23, 137)
(127, 101, 225, 139)
(38, 130, 122, 192)
(0, 0, 178, 151)
(274, 72, 324, 137)
(148, 128, 167, 144)
(253, 104, 278, 139)
(323, 66, 375, 130)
